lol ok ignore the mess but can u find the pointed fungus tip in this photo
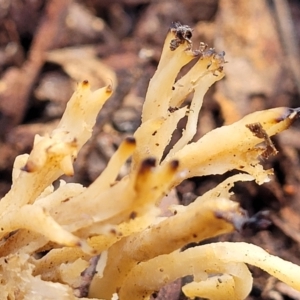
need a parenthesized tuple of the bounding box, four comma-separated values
(106, 84, 113, 93)
(169, 159, 179, 170)
(65, 171, 75, 177)
(139, 157, 156, 174)
(142, 157, 156, 167)
(288, 107, 300, 120)
(125, 136, 136, 145)
(275, 107, 300, 122)
(76, 240, 96, 255)
(21, 162, 35, 173)
(21, 166, 29, 172)
(75, 240, 82, 247)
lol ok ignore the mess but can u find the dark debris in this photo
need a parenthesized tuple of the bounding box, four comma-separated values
(246, 122, 278, 159)
(74, 255, 100, 298)
(170, 22, 193, 51)
(215, 209, 271, 235)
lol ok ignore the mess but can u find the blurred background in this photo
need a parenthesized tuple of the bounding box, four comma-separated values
(1, 0, 300, 299)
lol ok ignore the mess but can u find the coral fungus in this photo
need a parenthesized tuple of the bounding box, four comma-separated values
(1, 23, 300, 300)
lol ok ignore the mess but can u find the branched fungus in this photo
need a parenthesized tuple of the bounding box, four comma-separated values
(0, 24, 300, 300)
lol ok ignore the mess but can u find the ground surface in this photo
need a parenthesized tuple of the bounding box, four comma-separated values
(1, 0, 300, 299)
